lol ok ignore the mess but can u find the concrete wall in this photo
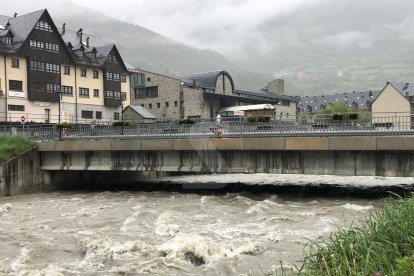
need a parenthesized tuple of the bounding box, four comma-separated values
(37, 136, 414, 177)
(0, 147, 42, 197)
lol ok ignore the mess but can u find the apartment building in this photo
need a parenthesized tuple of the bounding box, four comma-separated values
(0, 9, 130, 124)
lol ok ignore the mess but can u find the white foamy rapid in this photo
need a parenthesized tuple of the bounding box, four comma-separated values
(0, 185, 378, 275)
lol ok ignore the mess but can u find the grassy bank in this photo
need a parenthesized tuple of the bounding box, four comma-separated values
(299, 195, 414, 275)
(0, 135, 36, 164)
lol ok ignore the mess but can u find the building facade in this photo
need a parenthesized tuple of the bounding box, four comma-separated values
(372, 82, 413, 129)
(129, 69, 298, 120)
(0, 9, 130, 124)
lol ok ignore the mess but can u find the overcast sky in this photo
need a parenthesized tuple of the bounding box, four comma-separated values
(68, 0, 319, 55)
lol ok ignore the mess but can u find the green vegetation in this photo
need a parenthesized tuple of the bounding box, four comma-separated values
(0, 135, 36, 164)
(247, 115, 272, 123)
(300, 195, 414, 275)
(174, 118, 196, 125)
(56, 122, 75, 129)
(112, 120, 134, 127)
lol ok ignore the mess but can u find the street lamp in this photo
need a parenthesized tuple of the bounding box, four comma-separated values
(58, 88, 62, 140)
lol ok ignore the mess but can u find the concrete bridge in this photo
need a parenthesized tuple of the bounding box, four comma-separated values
(38, 136, 414, 179)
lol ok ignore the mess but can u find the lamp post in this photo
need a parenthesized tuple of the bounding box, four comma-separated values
(58, 89, 62, 140)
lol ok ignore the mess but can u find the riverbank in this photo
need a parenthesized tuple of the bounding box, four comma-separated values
(0, 135, 36, 164)
(299, 194, 414, 275)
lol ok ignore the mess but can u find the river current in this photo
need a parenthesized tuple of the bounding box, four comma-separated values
(0, 182, 379, 275)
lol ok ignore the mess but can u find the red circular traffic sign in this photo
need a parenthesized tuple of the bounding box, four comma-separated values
(20, 116, 25, 123)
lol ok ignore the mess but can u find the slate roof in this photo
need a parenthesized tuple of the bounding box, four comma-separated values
(126, 105, 157, 119)
(0, 15, 10, 25)
(388, 82, 414, 96)
(298, 90, 381, 113)
(180, 70, 234, 89)
(4, 9, 45, 50)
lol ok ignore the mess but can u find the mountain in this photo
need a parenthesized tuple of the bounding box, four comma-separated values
(234, 0, 414, 95)
(1, 0, 414, 96)
(0, 0, 272, 91)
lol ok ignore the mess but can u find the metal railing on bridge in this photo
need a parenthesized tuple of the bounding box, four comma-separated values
(1, 113, 413, 141)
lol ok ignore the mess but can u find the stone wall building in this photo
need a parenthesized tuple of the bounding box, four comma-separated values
(129, 69, 298, 121)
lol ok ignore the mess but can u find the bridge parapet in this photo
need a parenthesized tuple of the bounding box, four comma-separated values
(36, 136, 414, 152)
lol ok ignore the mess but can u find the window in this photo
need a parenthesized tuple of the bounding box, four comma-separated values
(45, 42, 59, 53)
(114, 73, 120, 82)
(93, 89, 99, 97)
(61, 86, 73, 96)
(35, 21, 52, 32)
(157, 103, 160, 108)
(64, 66, 70, 75)
(11, 58, 19, 68)
(29, 40, 44, 51)
(29, 61, 59, 74)
(5, 36, 11, 44)
(135, 86, 158, 99)
(114, 112, 120, 120)
(121, 75, 127, 82)
(93, 70, 99, 79)
(79, 87, 89, 97)
(77, 50, 83, 57)
(81, 110, 93, 119)
(148, 103, 152, 109)
(96, 111, 102, 120)
(174, 101, 178, 107)
(8, 105, 24, 111)
(106, 72, 113, 81)
(9, 80, 22, 91)
(46, 84, 60, 93)
(80, 68, 87, 77)
(107, 54, 118, 63)
(165, 102, 169, 107)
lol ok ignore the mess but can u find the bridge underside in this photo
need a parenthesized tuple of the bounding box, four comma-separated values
(40, 149, 414, 177)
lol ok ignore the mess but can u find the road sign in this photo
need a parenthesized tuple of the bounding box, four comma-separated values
(234, 110, 245, 116)
(20, 115, 26, 123)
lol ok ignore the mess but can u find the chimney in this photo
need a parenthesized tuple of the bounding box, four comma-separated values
(192, 78, 196, 88)
(86, 37, 90, 48)
(61, 23, 66, 35)
(13, 13, 17, 18)
(406, 92, 409, 98)
(77, 28, 83, 45)
(267, 79, 284, 95)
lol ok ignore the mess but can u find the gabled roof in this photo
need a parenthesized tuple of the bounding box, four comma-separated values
(180, 70, 234, 89)
(126, 105, 157, 119)
(4, 9, 45, 50)
(95, 44, 127, 70)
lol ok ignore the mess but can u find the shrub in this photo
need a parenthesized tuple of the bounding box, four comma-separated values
(56, 122, 74, 129)
(0, 135, 36, 163)
(175, 118, 196, 125)
(112, 120, 133, 127)
(247, 115, 271, 123)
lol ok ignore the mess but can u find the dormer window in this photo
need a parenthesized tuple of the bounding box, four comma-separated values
(77, 50, 83, 57)
(5, 36, 11, 44)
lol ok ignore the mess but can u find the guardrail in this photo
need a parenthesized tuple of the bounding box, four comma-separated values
(0, 114, 413, 141)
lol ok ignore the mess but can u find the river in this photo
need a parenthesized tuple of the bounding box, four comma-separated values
(0, 174, 385, 276)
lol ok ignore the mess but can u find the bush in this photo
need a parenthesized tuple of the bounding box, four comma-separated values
(0, 135, 36, 163)
(247, 115, 271, 123)
(174, 118, 196, 125)
(56, 122, 74, 129)
(112, 120, 133, 127)
(300, 195, 414, 275)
